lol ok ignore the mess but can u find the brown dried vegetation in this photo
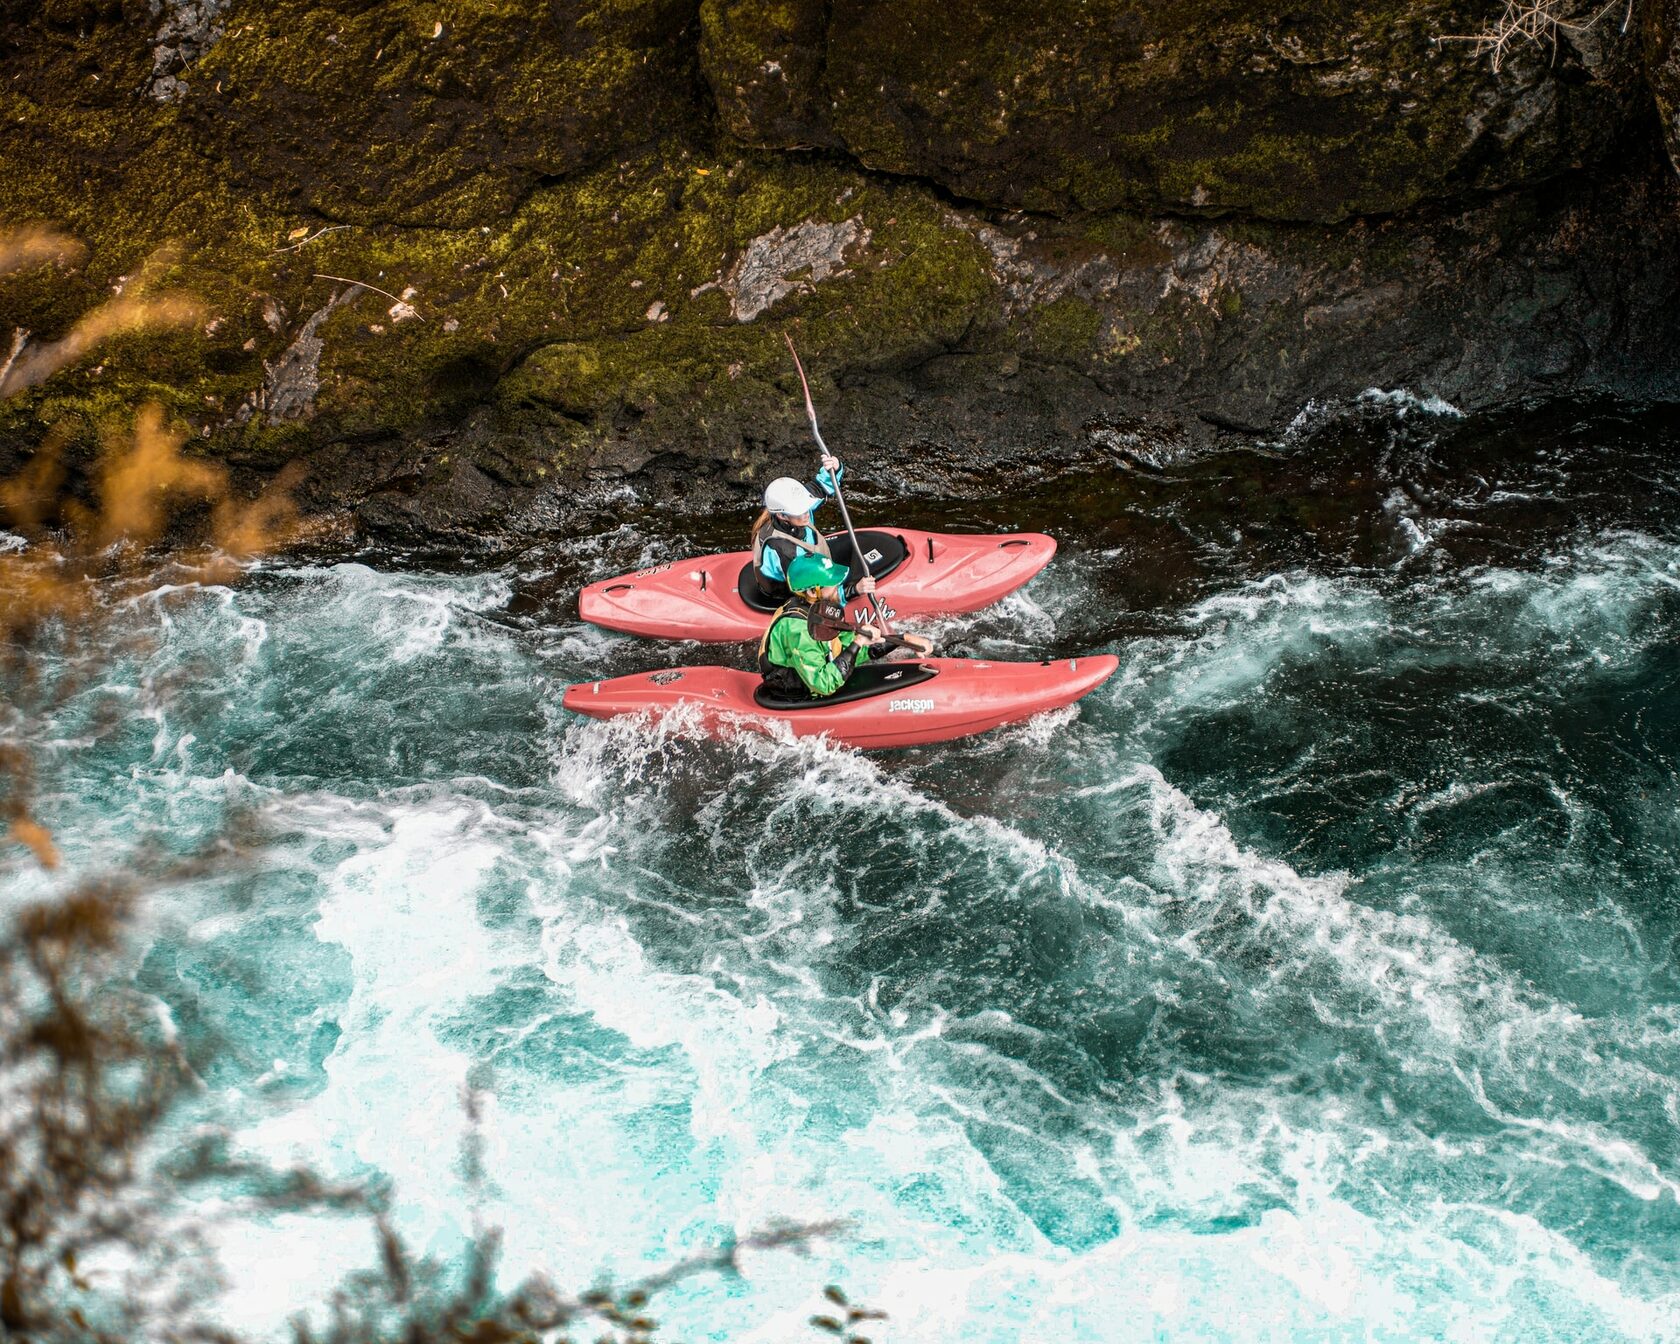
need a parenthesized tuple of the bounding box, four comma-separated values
(1439, 0, 1635, 72)
(0, 879, 188, 1338)
(0, 227, 305, 1337)
(1, 224, 304, 868)
(1, 406, 303, 869)
(0, 233, 202, 401)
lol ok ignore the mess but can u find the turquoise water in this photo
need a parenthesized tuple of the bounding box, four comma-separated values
(7, 396, 1680, 1340)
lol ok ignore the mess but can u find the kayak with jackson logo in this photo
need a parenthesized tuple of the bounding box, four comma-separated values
(561, 652, 1117, 749)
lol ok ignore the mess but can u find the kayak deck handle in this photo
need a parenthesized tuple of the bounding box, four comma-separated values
(699, 570, 708, 592)
(1000, 539, 1031, 548)
(927, 537, 935, 563)
(606, 584, 633, 595)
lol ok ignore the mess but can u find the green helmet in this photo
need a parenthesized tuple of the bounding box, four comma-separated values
(786, 552, 848, 592)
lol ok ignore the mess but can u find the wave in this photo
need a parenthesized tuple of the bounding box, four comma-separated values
(14, 499, 1680, 1340)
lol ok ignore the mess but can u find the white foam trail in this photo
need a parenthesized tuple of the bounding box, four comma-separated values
(1276, 387, 1464, 450)
(1357, 387, 1466, 418)
(1111, 570, 1389, 726)
(161, 788, 531, 1332)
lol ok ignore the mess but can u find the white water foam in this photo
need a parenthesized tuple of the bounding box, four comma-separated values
(1277, 387, 1464, 450)
(18, 532, 1680, 1343)
(1357, 387, 1466, 419)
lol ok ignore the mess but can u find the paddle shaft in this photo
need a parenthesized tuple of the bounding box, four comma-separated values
(784, 333, 892, 635)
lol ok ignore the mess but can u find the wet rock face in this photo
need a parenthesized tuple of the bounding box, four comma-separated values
(0, 0, 1677, 546)
(348, 152, 1680, 546)
(1650, 0, 1680, 176)
(700, 0, 840, 150)
(702, 0, 1647, 221)
(183, 0, 704, 226)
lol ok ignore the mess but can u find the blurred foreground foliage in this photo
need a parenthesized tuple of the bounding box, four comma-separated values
(0, 230, 882, 1343)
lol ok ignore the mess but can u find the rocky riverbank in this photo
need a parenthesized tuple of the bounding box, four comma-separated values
(3, 0, 1678, 544)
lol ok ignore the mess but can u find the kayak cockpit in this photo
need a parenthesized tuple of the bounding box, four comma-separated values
(752, 661, 938, 710)
(737, 529, 912, 612)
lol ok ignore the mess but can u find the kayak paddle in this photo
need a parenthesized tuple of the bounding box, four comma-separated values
(783, 333, 894, 637)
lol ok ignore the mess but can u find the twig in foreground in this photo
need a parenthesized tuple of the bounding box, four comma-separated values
(310, 273, 423, 320)
(272, 226, 353, 256)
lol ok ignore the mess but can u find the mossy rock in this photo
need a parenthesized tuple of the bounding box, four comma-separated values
(708, 0, 1647, 222)
(1, 118, 1006, 483)
(479, 151, 1003, 473)
(2, 0, 1676, 539)
(699, 0, 839, 150)
(183, 0, 704, 227)
(1647, 0, 1680, 180)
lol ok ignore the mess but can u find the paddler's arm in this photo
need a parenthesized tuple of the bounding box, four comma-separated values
(844, 622, 931, 657)
(812, 452, 843, 503)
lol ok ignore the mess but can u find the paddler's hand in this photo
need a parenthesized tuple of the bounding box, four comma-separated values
(820, 453, 841, 476)
(854, 575, 877, 595)
(854, 623, 883, 646)
(901, 633, 935, 655)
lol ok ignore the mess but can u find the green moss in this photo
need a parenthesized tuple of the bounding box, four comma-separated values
(0, 130, 994, 474)
(186, 0, 701, 228)
(699, 0, 834, 147)
(816, 0, 1632, 221)
(1021, 296, 1103, 361)
(5, 0, 1620, 497)
(1074, 214, 1174, 269)
(486, 151, 1002, 464)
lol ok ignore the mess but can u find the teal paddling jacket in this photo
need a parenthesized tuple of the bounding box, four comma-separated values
(754, 465, 844, 592)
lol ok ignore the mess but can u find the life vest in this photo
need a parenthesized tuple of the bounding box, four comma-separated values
(752, 518, 832, 590)
(756, 598, 849, 697)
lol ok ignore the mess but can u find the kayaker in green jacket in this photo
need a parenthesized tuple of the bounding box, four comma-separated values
(758, 553, 933, 699)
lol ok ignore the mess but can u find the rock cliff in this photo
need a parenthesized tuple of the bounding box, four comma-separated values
(1, 0, 1677, 542)
(1650, 0, 1680, 171)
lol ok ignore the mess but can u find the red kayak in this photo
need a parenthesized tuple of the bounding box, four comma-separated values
(577, 528, 1057, 643)
(561, 653, 1118, 749)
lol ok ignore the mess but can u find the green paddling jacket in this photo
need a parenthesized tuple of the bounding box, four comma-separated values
(757, 598, 874, 698)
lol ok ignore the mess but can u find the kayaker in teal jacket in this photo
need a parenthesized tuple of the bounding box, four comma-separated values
(758, 553, 931, 699)
(750, 454, 879, 606)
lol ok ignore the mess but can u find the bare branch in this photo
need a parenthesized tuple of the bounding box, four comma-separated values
(271, 226, 353, 256)
(310, 273, 423, 320)
(1438, 0, 1633, 73)
(0, 329, 28, 389)
(0, 237, 202, 401)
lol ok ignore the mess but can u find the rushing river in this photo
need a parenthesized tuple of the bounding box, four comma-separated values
(8, 393, 1680, 1341)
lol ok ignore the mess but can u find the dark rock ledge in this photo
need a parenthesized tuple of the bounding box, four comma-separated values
(1, 0, 1677, 545)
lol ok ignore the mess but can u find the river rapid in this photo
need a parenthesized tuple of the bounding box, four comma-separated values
(8, 393, 1680, 1342)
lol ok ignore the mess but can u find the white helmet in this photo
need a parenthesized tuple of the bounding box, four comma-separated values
(763, 477, 822, 515)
